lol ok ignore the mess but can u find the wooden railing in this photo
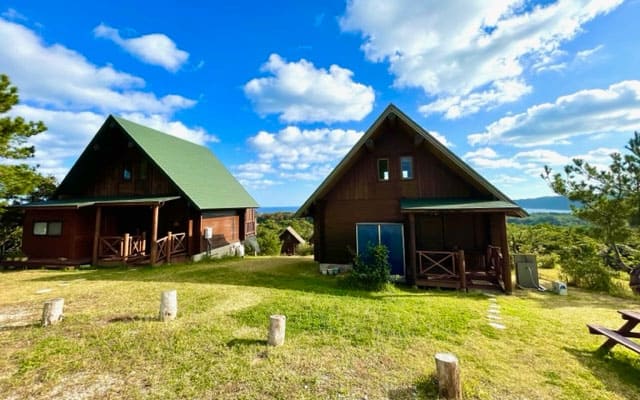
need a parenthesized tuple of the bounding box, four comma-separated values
(155, 231, 187, 264)
(98, 234, 146, 262)
(416, 250, 466, 290)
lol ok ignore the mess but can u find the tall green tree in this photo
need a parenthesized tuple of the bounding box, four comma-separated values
(542, 132, 640, 270)
(0, 74, 56, 255)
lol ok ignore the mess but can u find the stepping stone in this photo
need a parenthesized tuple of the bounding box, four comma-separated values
(487, 313, 502, 320)
(489, 322, 506, 330)
(488, 304, 501, 310)
(35, 288, 52, 294)
(488, 308, 501, 315)
(488, 298, 497, 302)
(482, 292, 496, 298)
(58, 282, 69, 286)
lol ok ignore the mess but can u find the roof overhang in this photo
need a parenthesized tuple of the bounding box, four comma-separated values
(400, 198, 528, 217)
(20, 196, 181, 210)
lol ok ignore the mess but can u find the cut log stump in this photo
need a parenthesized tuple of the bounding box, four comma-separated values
(42, 298, 64, 327)
(268, 314, 286, 346)
(435, 352, 462, 400)
(159, 290, 177, 321)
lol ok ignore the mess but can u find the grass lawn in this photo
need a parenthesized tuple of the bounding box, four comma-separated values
(1, 257, 639, 399)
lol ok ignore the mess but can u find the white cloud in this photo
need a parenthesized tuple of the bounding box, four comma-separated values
(2, 8, 27, 21)
(93, 23, 189, 72)
(0, 18, 195, 114)
(341, 0, 622, 118)
(236, 125, 363, 189)
(468, 80, 640, 147)
(244, 53, 374, 123)
(576, 45, 604, 61)
(428, 130, 454, 147)
(419, 79, 532, 119)
(463, 147, 498, 159)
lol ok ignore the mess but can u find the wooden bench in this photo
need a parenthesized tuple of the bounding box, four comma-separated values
(587, 310, 640, 354)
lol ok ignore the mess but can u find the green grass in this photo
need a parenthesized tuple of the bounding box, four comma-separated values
(1, 257, 639, 399)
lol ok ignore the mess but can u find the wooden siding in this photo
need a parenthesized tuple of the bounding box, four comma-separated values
(58, 127, 177, 198)
(316, 117, 492, 264)
(199, 213, 240, 252)
(22, 208, 94, 260)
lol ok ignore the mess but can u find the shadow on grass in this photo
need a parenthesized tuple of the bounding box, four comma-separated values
(0, 322, 40, 332)
(106, 314, 156, 323)
(387, 375, 438, 399)
(25, 257, 494, 302)
(566, 346, 640, 396)
(226, 338, 268, 348)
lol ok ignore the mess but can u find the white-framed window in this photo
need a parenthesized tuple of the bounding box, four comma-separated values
(33, 221, 63, 236)
(400, 156, 413, 180)
(377, 158, 389, 181)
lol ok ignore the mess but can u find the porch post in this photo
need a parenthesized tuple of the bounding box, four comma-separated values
(150, 204, 159, 265)
(187, 219, 193, 256)
(92, 206, 102, 266)
(500, 214, 513, 294)
(166, 231, 173, 264)
(408, 213, 417, 285)
(457, 249, 467, 291)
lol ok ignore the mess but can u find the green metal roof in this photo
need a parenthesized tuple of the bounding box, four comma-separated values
(401, 198, 527, 217)
(22, 196, 181, 209)
(101, 116, 257, 210)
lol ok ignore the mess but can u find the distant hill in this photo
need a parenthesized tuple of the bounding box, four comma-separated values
(515, 195, 573, 211)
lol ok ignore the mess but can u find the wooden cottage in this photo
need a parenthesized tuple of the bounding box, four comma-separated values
(279, 226, 306, 255)
(17, 115, 258, 266)
(296, 104, 526, 292)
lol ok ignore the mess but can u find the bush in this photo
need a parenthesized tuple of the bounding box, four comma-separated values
(257, 229, 281, 256)
(349, 243, 391, 290)
(296, 243, 314, 256)
(537, 253, 560, 269)
(557, 236, 613, 292)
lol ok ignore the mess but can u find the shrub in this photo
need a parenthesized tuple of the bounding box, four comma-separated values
(537, 253, 560, 269)
(296, 243, 314, 256)
(349, 243, 391, 290)
(257, 229, 281, 256)
(557, 236, 613, 292)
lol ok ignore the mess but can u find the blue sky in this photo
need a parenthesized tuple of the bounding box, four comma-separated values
(1, 1, 639, 206)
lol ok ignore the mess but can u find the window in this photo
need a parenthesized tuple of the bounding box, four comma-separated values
(123, 161, 132, 181)
(400, 156, 413, 179)
(33, 221, 62, 236)
(138, 160, 148, 180)
(377, 159, 389, 181)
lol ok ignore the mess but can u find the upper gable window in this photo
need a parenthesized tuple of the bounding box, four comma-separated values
(378, 159, 389, 181)
(123, 161, 132, 181)
(400, 156, 414, 180)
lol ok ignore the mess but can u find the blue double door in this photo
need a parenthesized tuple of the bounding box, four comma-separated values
(356, 223, 406, 276)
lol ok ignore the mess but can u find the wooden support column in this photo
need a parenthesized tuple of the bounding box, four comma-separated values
(500, 213, 513, 294)
(91, 206, 102, 266)
(457, 250, 467, 291)
(122, 233, 130, 263)
(408, 213, 417, 285)
(150, 204, 159, 265)
(187, 219, 193, 256)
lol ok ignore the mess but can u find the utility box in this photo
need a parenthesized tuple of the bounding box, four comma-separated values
(203, 227, 213, 239)
(552, 281, 568, 295)
(513, 254, 539, 289)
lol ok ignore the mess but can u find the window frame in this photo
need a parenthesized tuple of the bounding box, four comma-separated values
(377, 158, 390, 181)
(33, 221, 63, 237)
(400, 156, 414, 180)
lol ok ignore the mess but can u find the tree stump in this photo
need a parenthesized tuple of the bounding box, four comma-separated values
(268, 314, 286, 346)
(41, 298, 64, 326)
(159, 290, 177, 321)
(435, 352, 462, 400)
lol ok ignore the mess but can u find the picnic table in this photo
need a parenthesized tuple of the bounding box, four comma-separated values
(587, 310, 640, 354)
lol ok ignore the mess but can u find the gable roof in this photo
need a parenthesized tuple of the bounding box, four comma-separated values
(296, 104, 525, 217)
(54, 115, 258, 210)
(279, 226, 306, 244)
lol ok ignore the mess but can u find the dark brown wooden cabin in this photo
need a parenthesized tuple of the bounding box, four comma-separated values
(279, 226, 306, 255)
(296, 104, 526, 293)
(11, 115, 258, 267)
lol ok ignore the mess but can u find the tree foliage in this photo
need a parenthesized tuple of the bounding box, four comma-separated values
(349, 243, 391, 290)
(0, 74, 56, 256)
(255, 212, 313, 256)
(543, 132, 640, 270)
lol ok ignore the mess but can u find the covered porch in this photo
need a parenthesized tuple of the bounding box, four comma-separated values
(402, 198, 527, 293)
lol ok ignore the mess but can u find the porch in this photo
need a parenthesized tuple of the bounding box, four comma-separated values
(97, 231, 187, 265)
(414, 246, 506, 291)
(401, 198, 527, 293)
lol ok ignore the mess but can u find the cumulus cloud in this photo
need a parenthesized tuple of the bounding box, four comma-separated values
(236, 125, 363, 189)
(0, 18, 195, 114)
(428, 130, 454, 147)
(244, 54, 374, 123)
(341, 0, 622, 118)
(93, 23, 189, 72)
(468, 80, 640, 147)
